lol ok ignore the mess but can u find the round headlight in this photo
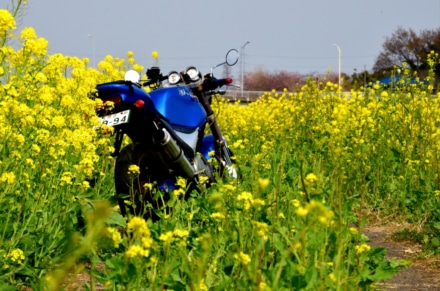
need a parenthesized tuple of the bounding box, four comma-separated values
(168, 71, 181, 85)
(185, 66, 200, 82)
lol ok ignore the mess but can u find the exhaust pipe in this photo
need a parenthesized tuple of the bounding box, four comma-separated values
(153, 128, 195, 179)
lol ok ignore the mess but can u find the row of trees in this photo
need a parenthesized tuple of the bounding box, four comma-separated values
(238, 27, 440, 92)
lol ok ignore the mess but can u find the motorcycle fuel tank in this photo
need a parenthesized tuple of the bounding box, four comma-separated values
(148, 86, 207, 132)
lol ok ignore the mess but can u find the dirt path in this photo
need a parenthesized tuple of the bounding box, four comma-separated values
(67, 223, 440, 290)
(364, 224, 440, 290)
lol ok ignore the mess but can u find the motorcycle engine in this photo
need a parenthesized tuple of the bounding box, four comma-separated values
(193, 153, 215, 183)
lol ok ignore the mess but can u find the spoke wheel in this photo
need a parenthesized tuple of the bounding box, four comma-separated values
(114, 143, 170, 221)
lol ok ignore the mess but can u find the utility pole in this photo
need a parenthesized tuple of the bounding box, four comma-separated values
(333, 44, 341, 95)
(241, 41, 250, 97)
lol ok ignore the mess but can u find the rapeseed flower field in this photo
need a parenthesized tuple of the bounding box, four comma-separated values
(2, 2, 440, 290)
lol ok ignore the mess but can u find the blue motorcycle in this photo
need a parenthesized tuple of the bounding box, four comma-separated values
(94, 49, 239, 220)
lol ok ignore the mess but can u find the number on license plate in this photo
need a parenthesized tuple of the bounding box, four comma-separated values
(99, 110, 130, 126)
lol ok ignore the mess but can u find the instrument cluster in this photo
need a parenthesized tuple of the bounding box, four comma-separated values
(167, 66, 201, 86)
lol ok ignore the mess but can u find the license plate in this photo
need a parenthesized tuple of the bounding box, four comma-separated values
(99, 110, 130, 126)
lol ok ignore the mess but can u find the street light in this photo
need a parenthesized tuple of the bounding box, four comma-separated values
(88, 34, 96, 67)
(241, 41, 250, 97)
(333, 44, 341, 94)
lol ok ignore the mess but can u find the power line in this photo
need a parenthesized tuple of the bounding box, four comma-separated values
(248, 53, 376, 60)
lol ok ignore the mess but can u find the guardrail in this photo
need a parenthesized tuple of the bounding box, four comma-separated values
(222, 90, 267, 102)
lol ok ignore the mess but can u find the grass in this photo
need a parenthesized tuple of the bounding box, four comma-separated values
(1, 3, 440, 290)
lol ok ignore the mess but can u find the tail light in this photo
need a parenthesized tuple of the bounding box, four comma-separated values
(104, 96, 122, 105)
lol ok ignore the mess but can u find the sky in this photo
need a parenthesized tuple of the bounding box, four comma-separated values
(5, 0, 440, 80)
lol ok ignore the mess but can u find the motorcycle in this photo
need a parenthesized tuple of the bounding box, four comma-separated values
(93, 49, 239, 220)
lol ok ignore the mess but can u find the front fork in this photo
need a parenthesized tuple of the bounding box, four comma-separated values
(195, 89, 236, 177)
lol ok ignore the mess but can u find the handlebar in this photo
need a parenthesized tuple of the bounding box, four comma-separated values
(140, 66, 234, 93)
(202, 76, 233, 92)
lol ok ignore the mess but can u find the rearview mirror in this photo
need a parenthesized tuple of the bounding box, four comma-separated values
(211, 49, 240, 74)
(226, 49, 239, 66)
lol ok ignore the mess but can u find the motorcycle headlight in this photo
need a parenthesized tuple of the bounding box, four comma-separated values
(185, 66, 200, 82)
(168, 71, 181, 85)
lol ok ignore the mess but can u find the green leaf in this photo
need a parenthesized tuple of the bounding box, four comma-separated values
(0, 281, 18, 291)
(367, 260, 404, 282)
(105, 256, 123, 270)
(106, 211, 126, 227)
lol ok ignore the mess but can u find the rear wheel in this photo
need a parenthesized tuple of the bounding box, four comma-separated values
(114, 143, 170, 221)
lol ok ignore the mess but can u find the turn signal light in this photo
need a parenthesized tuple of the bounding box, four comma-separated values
(135, 99, 145, 108)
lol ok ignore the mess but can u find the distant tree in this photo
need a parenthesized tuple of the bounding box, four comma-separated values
(243, 67, 309, 91)
(350, 68, 373, 89)
(372, 27, 440, 80)
(241, 67, 352, 92)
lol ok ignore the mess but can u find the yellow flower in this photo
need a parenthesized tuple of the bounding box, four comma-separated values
(151, 51, 159, 59)
(234, 252, 251, 265)
(380, 91, 389, 98)
(60, 172, 73, 185)
(220, 183, 236, 193)
(126, 245, 149, 258)
(0, 10, 16, 38)
(127, 217, 148, 233)
(305, 173, 318, 183)
(349, 227, 359, 235)
(80, 181, 90, 191)
(51, 115, 66, 128)
(19, 27, 37, 40)
(173, 229, 189, 239)
(355, 243, 371, 254)
(210, 212, 225, 220)
(199, 281, 208, 291)
(296, 206, 308, 217)
(5, 248, 25, 264)
(237, 191, 253, 210)
(144, 183, 153, 191)
(31, 144, 41, 154)
(176, 177, 187, 188)
(142, 237, 153, 249)
(252, 198, 265, 207)
(258, 177, 270, 189)
(253, 221, 269, 240)
(173, 188, 185, 197)
(0, 172, 16, 184)
(106, 227, 122, 248)
(128, 164, 140, 175)
(199, 175, 209, 184)
(159, 231, 174, 244)
(291, 199, 300, 207)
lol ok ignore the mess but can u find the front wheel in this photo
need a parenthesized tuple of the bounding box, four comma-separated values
(114, 143, 170, 221)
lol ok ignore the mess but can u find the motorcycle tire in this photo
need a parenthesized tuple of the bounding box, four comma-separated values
(114, 143, 170, 221)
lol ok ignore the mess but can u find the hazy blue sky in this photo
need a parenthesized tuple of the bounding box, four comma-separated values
(6, 0, 440, 78)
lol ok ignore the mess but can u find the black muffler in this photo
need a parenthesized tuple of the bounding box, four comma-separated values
(153, 128, 195, 179)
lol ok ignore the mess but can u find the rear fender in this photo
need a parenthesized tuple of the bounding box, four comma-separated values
(96, 81, 156, 115)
